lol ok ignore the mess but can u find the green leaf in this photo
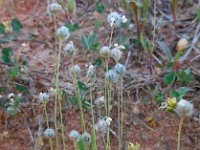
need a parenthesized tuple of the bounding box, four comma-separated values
(95, 2, 105, 14)
(6, 106, 19, 116)
(93, 58, 102, 67)
(78, 81, 88, 91)
(16, 84, 28, 92)
(81, 34, 99, 51)
(77, 139, 85, 150)
(0, 85, 8, 93)
(11, 18, 23, 34)
(164, 71, 176, 84)
(95, 19, 102, 28)
(197, 8, 200, 22)
(177, 87, 189, 97)
(154, 90, 165, 102)
(82, 99, 91, 110)
(169, 89, 179, 98)
(169, 87, 189, 100)
(64, 22, 80, 32)
(7, 67, 21, 78)
(0, 23, 5, 34)
(177, 69, 194, 83)
(2, 47, 13, 56)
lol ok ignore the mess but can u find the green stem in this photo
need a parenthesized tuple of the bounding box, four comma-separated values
(120, 77, 124, 149)
(73, 140, 78, 150)
(53, 15, 59, 150)
(56, 41, 66, 150)
(106, 82, 112, 150)
(177, 116, 184, 150)
(90, 86, 97, 150)
(44, 105, 53, 150)
(73, 76, 86, 132)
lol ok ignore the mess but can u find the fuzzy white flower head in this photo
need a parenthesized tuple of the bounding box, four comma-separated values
(129, 23, 134, 30)
(114, 63, 126, 75)
(69, 130, 80, 140)
(49, 87, 56, 96)
(105, 69, 118, 83)
(87, 65, 95, 79)
(107, 11, 122, 27)
(95, 117, 112, 133)
(64, 41, 75, 56)
(111, 48, 122, 62)
(70, 65, 81, 77)
(39, 92, 49, 103)
(47, 2, 62, 15)
(94, 96, 105, 106)
(44, 128, 55, 138)
(114, 43, 125, 50)
(121, 15, 128, 23)
(175, 99, 193, 117)
(105, 117, 112, 126)
(56, 26, 70, 40)
(81, 132, 91, 143)
(8, 93, 15, 99)
(100, 46, 111, 57)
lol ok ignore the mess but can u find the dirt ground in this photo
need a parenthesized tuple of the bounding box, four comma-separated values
(0, 0, 200, 150)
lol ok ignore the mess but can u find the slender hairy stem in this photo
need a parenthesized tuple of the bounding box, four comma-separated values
(106, 82, 112, 150)
(53, 15, 59, 150)
(73, 139, 78, 150)
(120, 77, 124, 149)
(44, 105, 53, 150)
(177, 116, 184, 150)
(118, 81, 121, 150)
(90, 87, 97, 150)
(109, 26, 114, 47)
(56, 41, 66, 150)
(73, 76, 86, 132)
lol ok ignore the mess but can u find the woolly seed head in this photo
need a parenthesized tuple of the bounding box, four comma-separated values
(87, 65, 95, 79)
(175, 99, 193, 117)
(47, 2, 62, 15)
(107, 11, 121, 27)
(105, 69, 118, 83)
(94, 117, 112, 133)
(39, 92, 49, 104)
(69, 130, 80, 141)
(111, 48, 122, 62)
(100, 46, 111, 57)
(81, 132, 91, 143)
(56, 26, 70, 40)
(114, 63, 126, 75)
(64, 41, 75, 56)
(94, 96, 105, 106)
(70, 64, 81, 77)
(44, 128, 55, 138)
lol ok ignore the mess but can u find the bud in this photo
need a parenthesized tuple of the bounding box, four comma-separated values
(100, 46, 110, 57)
(47, 2, 62, 15)
(176, 38, 188, 51)
(56, 26, 70, 40)
(175, 99, 193, 117)
(44, 128, 55, 138)
(105, 69, 118, 83)
(111, 48, 122, 62)
(70, 65, 81, 77)
(87, 65, 95, 79)
(114, 63, 126, 75)
(39, 92, 49, 104)
(107, 11, 122, 27)
(69, 130, 80, 141)
(64, 41, 75, 56)
(81, 132, 91, 143)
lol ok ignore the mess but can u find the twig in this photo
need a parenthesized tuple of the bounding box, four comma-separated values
(180, 24, 200, 62)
